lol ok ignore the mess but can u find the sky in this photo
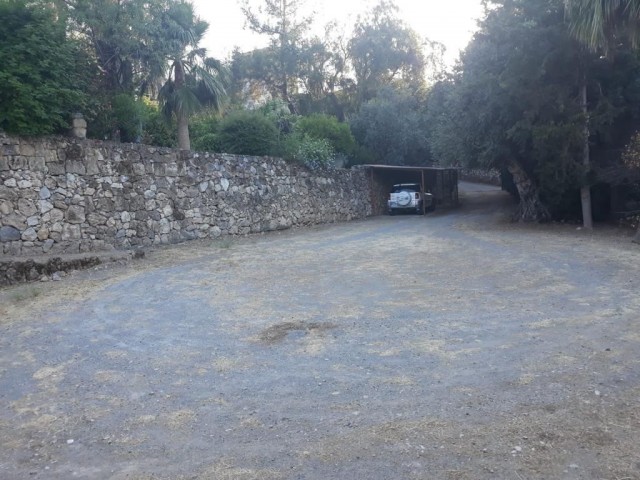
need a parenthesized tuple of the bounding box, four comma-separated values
(191, 0, 485, 67)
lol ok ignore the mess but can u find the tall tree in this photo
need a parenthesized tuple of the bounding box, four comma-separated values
(157, 1, 228, 150)
(565, 0, 640, 232)
(66, 0, 161, 94)
(348, 1, 426, 104)
(565, 0, 640, 53)
(241, 0, 313, 113)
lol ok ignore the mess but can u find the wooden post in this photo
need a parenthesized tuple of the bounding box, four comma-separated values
(369, 168, 376, 215)
(581, 80, 593, 229)
(421, 169, 426, 215)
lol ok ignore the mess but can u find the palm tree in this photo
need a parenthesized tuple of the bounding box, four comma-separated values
(564, 0, 640, 53)
(157, 1, 228, 150)
(565, 0, 640, 238)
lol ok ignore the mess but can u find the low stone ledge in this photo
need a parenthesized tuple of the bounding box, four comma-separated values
(0, 251, 138, 287)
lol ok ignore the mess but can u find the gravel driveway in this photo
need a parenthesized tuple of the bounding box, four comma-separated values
(1, 182, 639, 480)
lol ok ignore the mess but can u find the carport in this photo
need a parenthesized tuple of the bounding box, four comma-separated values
(363, 165, 459, 215)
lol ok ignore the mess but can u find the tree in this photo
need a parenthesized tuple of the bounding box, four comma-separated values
(157, 1, 228, 150)
(241, 0, 313, 113)
(350, 87, 430, 166)
(65, 0, 162, 94)
(565, 0, 640, 232)
(0, 0, 90, 135)
(428, 0, 590, 221)
(348, 1, 427, 104)
(564, 0, 640, 53)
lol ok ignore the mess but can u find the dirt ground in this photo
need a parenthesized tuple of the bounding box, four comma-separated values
(1, 182, 639, 480)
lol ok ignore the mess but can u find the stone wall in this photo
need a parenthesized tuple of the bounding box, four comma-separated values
(0, 134, 372, 256)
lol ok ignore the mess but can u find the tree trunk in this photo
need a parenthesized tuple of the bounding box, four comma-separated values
(508, 161, 551, 222)
(580, 81, 594, 229)
(174, 61, 191, 151)
(177, 110, 190, 151)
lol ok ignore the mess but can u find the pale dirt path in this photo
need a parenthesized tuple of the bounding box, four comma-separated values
(1, 183, 639, 480)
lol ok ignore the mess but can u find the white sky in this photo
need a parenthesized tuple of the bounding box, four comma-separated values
(192, 0, 485, 67)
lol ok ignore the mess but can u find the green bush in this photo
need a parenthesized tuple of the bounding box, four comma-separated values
(283, 134, 335, 169)
(0, 1, 89, 135)
(113, 94, 145, 142)
(295, 114, 356, 157)
(141, 102, 176, 147)
(190, 111, 221, 152)
(217, 111, 279, 156)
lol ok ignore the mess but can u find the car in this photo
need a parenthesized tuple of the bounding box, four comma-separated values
(388, 183, 434, 215)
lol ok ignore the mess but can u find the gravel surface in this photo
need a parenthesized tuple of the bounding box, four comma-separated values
(1, 182, 639, 480)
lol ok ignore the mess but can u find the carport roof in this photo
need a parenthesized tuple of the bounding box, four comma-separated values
(361, 164, 457, 171)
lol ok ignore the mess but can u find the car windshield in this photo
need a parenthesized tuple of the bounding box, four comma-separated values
(392, 185, 419, 193)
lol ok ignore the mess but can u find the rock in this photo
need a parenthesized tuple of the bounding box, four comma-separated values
(37, 227, 49, 241)
(0, 226, 21, 242)
(4, 178, 17, 187)
(27, 216, 39, 227)
(18, 198, 37, 216)
(199, 181, 209, 192)
(48, 208, 64, 222)
(39, 186, 51, 199)
(0, 201, 11, 215)
(52, 272, 61, 281)
(221, 178, 230, 191)
(21, 227, 38, 241)
(87, 213, 107, 226)
(39, 200, 54, 213)
(42, 239, 54, 252)
(2, 212, 27, 229)
(66, 205, 86, 224)
(61, 224, 81, 240)
(120, 211, 131, 223)
(17, 180, 32, 189)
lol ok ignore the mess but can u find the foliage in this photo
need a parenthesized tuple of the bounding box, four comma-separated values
(349, 1, 427, 103)
(289, 135, 336, 169)
(189, 111, 221, 152)
(350, 87, 430, 166)
(0, 1, 89, 135)
(257, 99, 299, 135)
(217, 111, 279, 156)
(66, 0, 164, 94)
(426, 0, 640, 220)
(156, 1, 229, 150)
(241, 0, 313, 112)
(294, 114, 356, 157)
(564, 0, 640, 53)
(141, 100, 177, 147)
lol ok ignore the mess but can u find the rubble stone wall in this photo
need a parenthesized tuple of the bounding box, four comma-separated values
(0, 134, 372, 256)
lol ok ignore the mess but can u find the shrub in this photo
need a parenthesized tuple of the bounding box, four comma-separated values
(0, 1, 89, 135)
(141, 102, 176, 147)
(190, 111, 221, 152)
(295, 114, 356, 157)
(286, 134, 335, 169)
(217, 111, 279, 156)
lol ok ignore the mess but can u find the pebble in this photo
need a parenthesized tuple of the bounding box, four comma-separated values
(66, 439, 74, 445)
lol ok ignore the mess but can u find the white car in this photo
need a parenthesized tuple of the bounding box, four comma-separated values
(388, 183, 434, 215)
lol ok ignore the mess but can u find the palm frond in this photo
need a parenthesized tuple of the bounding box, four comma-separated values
(565, 0, 640, 52)
(174, 86, 201, 116)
